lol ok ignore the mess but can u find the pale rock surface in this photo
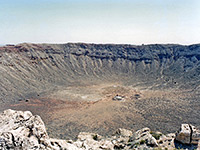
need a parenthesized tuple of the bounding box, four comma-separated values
(175, 124, 191, 144)
(191, 125, 200, 145)
(77, 132, 102, 141)
(75, 132, 114, 150)
(157, 133, 175, 149)
(114, 128, 133, 137)
(128, 127, 159, 149)
(0, 109, 78, 150)
(0, 109, 199, 150)
(175, 124, 200, 145)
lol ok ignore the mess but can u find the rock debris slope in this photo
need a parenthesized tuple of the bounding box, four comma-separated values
(0, 109, 199, 150)
(0, 43, 200, 103)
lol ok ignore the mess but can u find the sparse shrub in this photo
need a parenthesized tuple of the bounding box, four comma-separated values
(134, 142, 140, 146)
(139, 139, 146, 144)
(92, 134, 98, 141)
(114, 144, 125, 149)
(150, 131, 162, 140)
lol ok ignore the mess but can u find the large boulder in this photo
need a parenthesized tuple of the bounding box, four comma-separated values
(175, 124, 191, 144)
(0, 109, 78, 150)
(175, 124, 200, 145)
(191, 125, 200, 145)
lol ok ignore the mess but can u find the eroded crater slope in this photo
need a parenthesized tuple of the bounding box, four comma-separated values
(0, 43, 200, 139)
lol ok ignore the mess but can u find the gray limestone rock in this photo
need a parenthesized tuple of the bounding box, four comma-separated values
(175, 124, 200, 145)
(0, 109, 199, 150)
(175, 124, 191, 144)
(114, 128, 133, 137)
(191, 125, 200, 145)
(0, 109, 78, 150)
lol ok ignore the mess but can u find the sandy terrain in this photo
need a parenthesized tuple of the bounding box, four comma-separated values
(1, 83, 199, 139)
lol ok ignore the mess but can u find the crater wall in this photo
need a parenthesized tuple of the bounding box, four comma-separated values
(1, 43, 200, 102)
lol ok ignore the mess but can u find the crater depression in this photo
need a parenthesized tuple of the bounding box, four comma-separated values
(0, 43, 200, 139)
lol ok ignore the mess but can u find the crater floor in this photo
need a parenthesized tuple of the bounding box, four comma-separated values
(1, 82, 199, 140)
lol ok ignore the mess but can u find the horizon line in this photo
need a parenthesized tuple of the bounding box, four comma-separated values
(1, 42, 200, 47)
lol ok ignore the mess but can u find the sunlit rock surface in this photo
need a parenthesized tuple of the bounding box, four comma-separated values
(0, 109, 199, 150)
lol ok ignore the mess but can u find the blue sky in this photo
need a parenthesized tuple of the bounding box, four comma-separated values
(0, 0, 200, 45)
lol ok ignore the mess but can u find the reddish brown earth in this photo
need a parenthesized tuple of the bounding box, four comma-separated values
(1, 84, 197, 139)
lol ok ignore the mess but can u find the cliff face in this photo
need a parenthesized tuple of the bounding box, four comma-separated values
(1, 43, 200, 103)
(0, 43, 200, 140)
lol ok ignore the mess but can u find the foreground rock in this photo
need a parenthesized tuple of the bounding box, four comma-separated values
(0, 109, 199, 150)
(0, 109, 78, 150)
(175, 124, 200, 145)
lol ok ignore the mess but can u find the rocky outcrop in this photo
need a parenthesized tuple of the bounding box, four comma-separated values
(0, 109, 199, 150)
(175, 124, 200, 145)
(0, 109, 78, 150)
(175, 124, 191, 144)
(192, 125, 200, 145)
